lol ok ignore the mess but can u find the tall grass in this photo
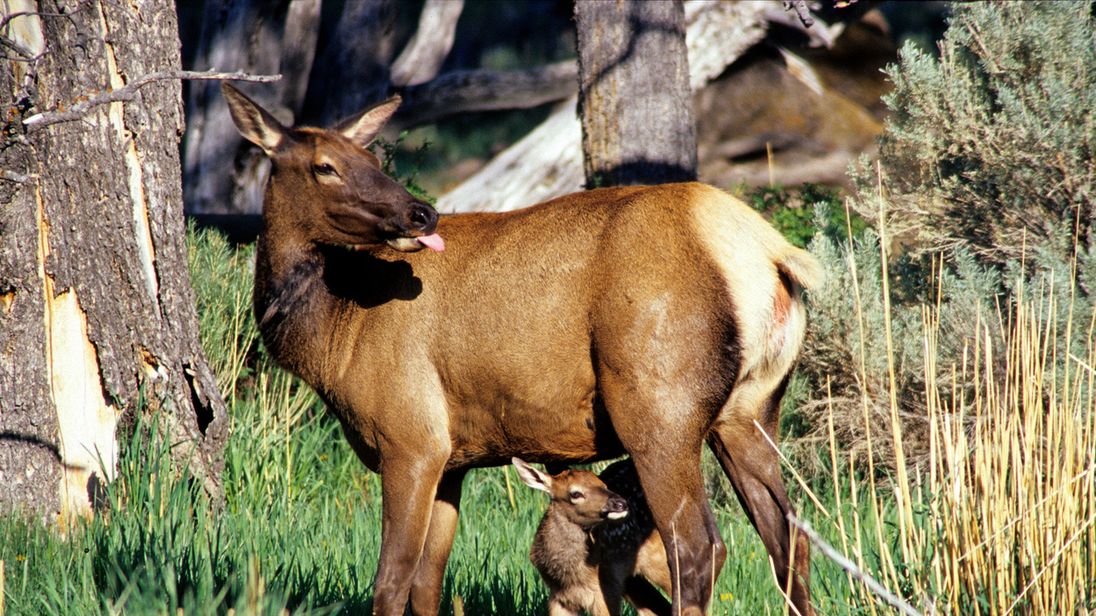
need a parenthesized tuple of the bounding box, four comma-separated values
(2, 224, 1093, 614)
(795, 214, 1096, 614)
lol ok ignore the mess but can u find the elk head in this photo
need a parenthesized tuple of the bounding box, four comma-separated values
(513, 458, 629, 529)
(221, 82, 443, 252)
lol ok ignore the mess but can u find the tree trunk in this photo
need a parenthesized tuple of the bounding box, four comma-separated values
(439, 1, 772, 214)
(302, 0, 396, 126)
(182, 0, 320, 215)
(0, 0, 228, 521)
(389, 0, 464, 87)
(574, 0, 696, 187)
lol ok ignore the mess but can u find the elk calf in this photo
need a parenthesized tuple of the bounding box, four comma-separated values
(514, 458, 671, 616)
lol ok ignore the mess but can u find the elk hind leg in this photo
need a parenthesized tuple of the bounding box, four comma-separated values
(707, 408, 812, 615)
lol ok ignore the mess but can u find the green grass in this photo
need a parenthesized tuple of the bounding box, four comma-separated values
(0, 228, 878, 615)
(9, 226, 1090, 615)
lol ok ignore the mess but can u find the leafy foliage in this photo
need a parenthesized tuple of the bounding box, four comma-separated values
(793, 1, 1096, 475)
(745, 183, 866, 248)
(372, 132, 436, 205)
(852, 1, 1095, 267)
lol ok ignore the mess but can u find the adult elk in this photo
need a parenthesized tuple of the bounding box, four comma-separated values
(222, 82, 820, 616)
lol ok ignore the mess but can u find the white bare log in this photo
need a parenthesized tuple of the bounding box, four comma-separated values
(437, 99, 583, 214)
(390, 0, 465, 87)
(438, 0, 776, 214)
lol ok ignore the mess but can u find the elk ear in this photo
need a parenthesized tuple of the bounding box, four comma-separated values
(222, 82, 287, 156)
(337, 95, 401, 146)
(512, 457, 552, 493)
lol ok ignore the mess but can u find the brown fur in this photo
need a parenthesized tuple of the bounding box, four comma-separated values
(223, 83, 820, 616)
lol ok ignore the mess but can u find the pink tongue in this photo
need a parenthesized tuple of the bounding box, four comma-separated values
(417, 233, 445, 252)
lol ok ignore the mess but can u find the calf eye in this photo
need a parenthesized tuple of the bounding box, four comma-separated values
(569, 490, 585, 502)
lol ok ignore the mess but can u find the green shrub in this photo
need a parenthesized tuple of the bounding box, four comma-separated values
(852, 1, 1095, 268)
(793, 1, 1096, 475)
(745, 183, 866, 249)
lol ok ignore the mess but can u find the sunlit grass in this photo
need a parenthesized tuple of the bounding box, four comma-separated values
(1, 225, 1092, 615)
(789, 214, 1096, 615)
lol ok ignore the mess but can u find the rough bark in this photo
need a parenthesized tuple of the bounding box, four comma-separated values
(574, 0, 696, 187)
(0, 0, 228, 520)
(438, 1, 772, 213)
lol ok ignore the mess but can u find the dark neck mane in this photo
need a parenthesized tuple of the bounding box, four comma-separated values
(253, 236, 332, 383)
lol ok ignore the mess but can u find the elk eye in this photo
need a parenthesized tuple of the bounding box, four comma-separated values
(569, 490, 585, 501)
(313, 162, 338, 177)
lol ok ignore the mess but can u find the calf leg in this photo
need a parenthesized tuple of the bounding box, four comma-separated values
(409, 469, 467, 615)
(623, 576, 671, 616)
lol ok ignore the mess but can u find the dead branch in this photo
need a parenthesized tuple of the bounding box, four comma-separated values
(0, 169, 31, 183)
(767, 2, 844, 48)
(393, 60, 577, 129)
(783, 0, 814, 28)
(786, 514, 926, 616)
(390, 0, 465, 87)
(440, 1, 775, 214)
(23, 69, 281, 129)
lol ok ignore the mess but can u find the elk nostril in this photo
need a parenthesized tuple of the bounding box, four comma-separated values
(409, 203, 436, 230)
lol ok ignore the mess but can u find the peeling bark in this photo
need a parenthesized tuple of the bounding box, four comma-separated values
(0, 0, 228, 519)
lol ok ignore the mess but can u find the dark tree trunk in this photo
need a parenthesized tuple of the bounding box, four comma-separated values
(302, 0, 396, 126)
(574, 0, 696, 188)
(182, 0, 320, 215)
(0, 0, 228, 521)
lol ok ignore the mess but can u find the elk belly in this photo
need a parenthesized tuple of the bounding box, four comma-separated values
(446, 388, 618, 467)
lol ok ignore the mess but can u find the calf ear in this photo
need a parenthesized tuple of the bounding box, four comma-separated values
(337, 95, 401, 146)
(512, 457, 553, 493)
(222, 83, 287, 155)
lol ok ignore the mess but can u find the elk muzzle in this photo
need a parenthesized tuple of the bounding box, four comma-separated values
(386, 201, 444, 252)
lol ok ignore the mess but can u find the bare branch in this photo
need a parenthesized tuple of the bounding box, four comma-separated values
(786, 514, 926, 616)
(393, 61, 577, 129)
(767, 2, 843, 48)
(23, 69, 281, 129)
(0, 32, 36, 60)
(0, 169, 31, 183)
(390, 0, 465, 87)
(0, 10, 32, 31)
(783, 0, 814, 28)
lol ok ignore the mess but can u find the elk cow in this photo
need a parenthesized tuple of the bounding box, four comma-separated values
(222, 82, 820, 616)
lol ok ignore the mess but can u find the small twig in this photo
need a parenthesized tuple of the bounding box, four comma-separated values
(787, 514, 924, 616)
(783, 1, 814, 28)
(22, 69, 281, 129)
(0, 10, 32, 31)
(0, 32, 37, 60)
(0, 170, 31, 184)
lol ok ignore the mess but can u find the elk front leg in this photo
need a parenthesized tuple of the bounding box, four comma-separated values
(409, 469, 467, 615)
(372, 454, 447, 616)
